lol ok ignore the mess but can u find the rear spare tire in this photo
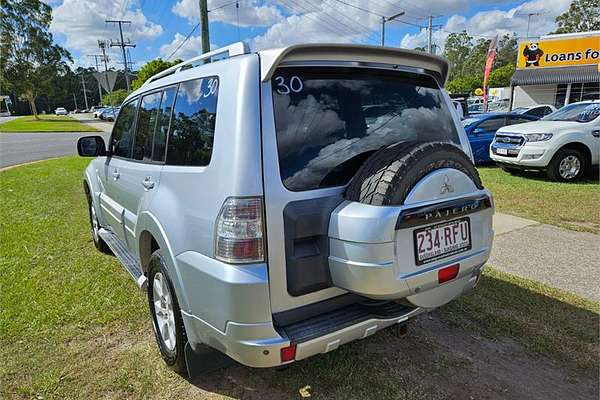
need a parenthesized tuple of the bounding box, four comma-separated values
(345, 141, 482, 206)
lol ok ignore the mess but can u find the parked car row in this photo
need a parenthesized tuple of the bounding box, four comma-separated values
(464, 100, 599, 181)
(92, 106, 120, 121)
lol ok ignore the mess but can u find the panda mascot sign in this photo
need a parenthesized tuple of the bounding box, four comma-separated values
(523, 42, 544, 67)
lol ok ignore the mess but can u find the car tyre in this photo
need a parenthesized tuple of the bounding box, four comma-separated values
(546, 148, 585, 182)
(345, 141, 483, 206)
(86, 194, 111, 254)
(147, 250, 188, 376)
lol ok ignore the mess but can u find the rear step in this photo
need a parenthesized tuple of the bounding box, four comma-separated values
(98, 228, 147, 291)
(279, 301, 414, 345)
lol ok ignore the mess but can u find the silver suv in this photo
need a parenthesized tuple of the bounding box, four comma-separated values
(77, 42, 494, 375)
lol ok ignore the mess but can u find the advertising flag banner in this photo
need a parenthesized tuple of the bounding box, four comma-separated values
(483, 35, 498, 112)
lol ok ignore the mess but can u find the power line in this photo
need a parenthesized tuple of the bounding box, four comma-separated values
(320, 0, 382, 44)
(166, 23, 200, 60)
(329, 0, 383, 17)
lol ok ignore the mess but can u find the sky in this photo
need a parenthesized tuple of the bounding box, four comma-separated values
(46, 0, 574, 70)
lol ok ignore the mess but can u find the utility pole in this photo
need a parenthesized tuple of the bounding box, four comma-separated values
(98, 40, 113, 107)
(81, 73, 89, 110)
(106, 19, 136, 92)
(88, 54, 105, 106)
(427, 16, 433, 54)
(73, 93, 78, 110)
(199, 0, 210, 54)
(380, 11, 405, 46)
(422, 16, 442, 54)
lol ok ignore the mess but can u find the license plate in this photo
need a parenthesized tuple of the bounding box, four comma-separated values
(496, 148, 508, 155)
(414, 218, 471, 265)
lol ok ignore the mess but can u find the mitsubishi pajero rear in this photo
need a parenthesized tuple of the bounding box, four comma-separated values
(77, 42, 494, 375)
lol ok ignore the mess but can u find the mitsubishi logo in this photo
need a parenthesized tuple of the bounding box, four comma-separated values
(440, 175, 454, 194)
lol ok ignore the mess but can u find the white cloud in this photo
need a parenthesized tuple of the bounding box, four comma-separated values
(400, 0, 572, 52)
(172, 0, 282, 27)
(50, 0, 163, 56)
(159, 33, 217, 61)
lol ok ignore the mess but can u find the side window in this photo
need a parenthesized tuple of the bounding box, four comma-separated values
(110, 100, 138, 158)
(525, 107, 545, 118)
(153, 87, 176, 162)
(132, 92, 161, 161)
(167, 77, 219, 166)
(476, 117, 505, 132)
(508, 116, 535, 125)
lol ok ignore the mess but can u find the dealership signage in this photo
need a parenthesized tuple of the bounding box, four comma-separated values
(517, 35, 600, 69)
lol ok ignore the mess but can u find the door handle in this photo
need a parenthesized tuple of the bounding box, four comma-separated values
(592, 130, 600, 138)
(112, 169, 120, 180)
(142, 177, 155, 191)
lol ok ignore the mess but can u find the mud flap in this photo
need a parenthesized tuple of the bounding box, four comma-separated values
(185, 342, 236, 378)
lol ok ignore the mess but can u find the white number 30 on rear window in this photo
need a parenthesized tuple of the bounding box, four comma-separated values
(274, 76, 303, 95)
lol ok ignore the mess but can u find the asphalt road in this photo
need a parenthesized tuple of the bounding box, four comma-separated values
(0, 114, 112, 169)
(0, 132, 111, 168)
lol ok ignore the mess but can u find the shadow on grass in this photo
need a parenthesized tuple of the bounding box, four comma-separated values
(484, 164, 600, 184)
(185, 270, 599, 400)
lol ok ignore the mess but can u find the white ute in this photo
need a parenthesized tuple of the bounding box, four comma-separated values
(491, 100, 600, 181)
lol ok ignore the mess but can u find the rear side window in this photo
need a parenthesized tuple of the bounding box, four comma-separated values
(133, 92, 161, 161)
(271, 67, 460, 191)
(166, 77, 219, 166)
(111, 100, 138, 158)
(153, 88, 176, 162)
(476, 117, 506, 132)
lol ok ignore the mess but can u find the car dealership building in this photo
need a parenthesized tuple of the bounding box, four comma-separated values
(510, 31, 600, 110)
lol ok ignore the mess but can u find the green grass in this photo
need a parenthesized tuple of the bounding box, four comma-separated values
(0, 115, 98, 132)
(478, 166, 600, 233)
(1, 157, 598, 399)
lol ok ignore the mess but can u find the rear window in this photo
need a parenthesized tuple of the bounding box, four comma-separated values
(272, 67, 460, 191)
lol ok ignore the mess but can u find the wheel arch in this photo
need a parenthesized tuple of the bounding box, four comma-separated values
(554, 142, 592, 169)
(136, 212, 191, 312)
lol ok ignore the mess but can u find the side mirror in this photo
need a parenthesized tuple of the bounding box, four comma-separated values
(471, 127, 484, 135)
(77, 136, 107, 157)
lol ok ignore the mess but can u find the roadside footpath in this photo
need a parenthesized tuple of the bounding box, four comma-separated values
(492, 212, 599, 301)
(70, 112, 114, 132)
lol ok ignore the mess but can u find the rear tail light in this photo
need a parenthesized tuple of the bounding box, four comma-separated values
(215, 197, 264, 263)
(438, 263, 459, 284)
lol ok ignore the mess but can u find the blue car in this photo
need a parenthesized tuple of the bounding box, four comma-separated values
(462, 112, 539, 164)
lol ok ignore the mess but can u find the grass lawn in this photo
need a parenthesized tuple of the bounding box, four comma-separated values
(0, 115, 98, 132)
(1, 157, 598, 399)
(478, 166, 600, 233)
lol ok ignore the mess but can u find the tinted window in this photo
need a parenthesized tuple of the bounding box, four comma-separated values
(525, 107, 548, 117)
(507, 116, 535, 125)
(133, 92, 161, 161)
(272, 67, 460, 191)
(167, 77, 219, 166)
(110, 100, 138, 158)
(476, 117, 505, 132)
(153, 88, 176, 162)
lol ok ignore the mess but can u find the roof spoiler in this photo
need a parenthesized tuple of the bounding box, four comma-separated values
(259, 44, 450, 86)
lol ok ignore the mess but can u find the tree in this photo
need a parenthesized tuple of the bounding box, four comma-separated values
(446, 75, 482, 94)
(494, 34, 518, 68)
(443, 31, 473, 80)
(1, 0, 72, 118)
(554, 0, 600, 34)
(487, 64, 515, 88)
(131, 58, 182, 90)
(103, 89, 129, 106)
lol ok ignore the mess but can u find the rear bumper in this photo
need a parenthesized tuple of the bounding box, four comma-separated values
(182, 301, 435, 368)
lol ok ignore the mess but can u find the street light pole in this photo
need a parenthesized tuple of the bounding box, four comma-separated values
(81, 73, 89, 110)
(98, 40, 113, 108)
(380, 11, 405, 46)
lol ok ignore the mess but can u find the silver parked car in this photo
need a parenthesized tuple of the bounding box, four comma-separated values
(77, 42, 494, 375)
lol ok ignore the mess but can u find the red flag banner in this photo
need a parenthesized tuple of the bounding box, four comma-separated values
(483, 35, 498, 112)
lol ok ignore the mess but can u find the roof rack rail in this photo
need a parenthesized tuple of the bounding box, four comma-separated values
(141, 41, 250, 88)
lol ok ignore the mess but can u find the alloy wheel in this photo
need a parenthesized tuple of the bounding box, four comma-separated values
(152, 272, 177, 351)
